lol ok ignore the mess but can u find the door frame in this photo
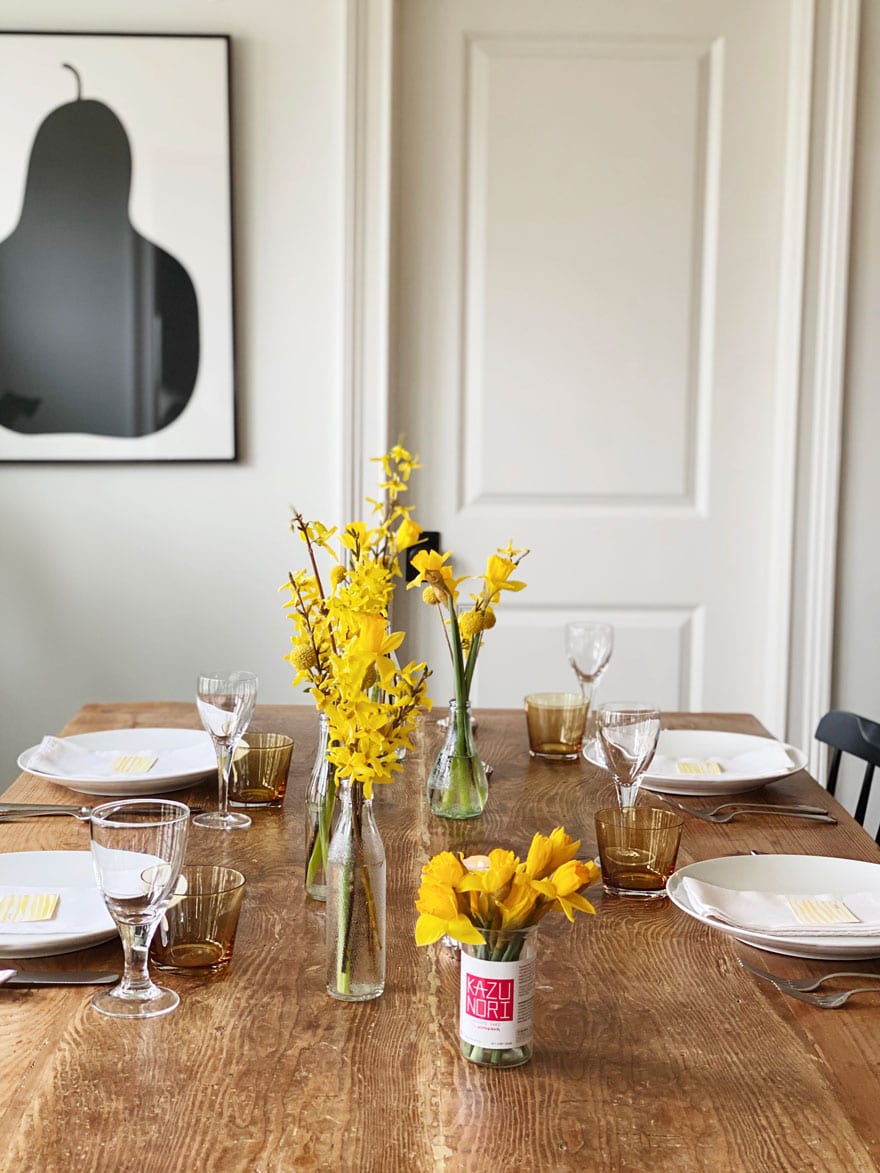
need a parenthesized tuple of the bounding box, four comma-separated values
(341, 0, 860, 770)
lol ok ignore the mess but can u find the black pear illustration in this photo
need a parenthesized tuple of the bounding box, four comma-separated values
(0, 64, 199, 436)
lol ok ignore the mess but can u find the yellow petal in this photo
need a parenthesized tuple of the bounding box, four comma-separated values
(447, 914, 487, 946)
(415, 913, 449, 946)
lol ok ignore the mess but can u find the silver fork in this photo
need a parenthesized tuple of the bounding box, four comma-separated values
(775, 986, 880, 1009)
(738, 956, 880, 992)
(670, 800, 836, 824)
(673, 799, 828, 817)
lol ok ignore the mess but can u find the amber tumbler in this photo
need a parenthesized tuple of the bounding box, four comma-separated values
(594, 806, 683, 898)
(524, 692, 589, 760)
(229, 732, 294, 807)
(151, 865, 246, 972)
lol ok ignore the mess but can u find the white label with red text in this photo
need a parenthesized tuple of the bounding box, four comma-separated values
(459, 953, 535, 1050)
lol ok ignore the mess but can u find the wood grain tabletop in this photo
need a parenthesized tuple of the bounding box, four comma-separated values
(1, 703, 879, 1172)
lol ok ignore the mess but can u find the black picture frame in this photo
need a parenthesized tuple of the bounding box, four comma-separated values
(0, 31, 236, 462)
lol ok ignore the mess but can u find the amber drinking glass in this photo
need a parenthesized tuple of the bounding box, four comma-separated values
(594, 806, 683, 898)
(524, 693, 589, 760)
(230, 733, 294, 807)
(151, 865, 245, 972)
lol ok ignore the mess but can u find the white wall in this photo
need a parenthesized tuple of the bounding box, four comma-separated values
(0, 1, 347, 784)
(832, 0, 880, 829)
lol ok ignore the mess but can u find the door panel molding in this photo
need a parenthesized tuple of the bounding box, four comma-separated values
(462, 34, 722, 514)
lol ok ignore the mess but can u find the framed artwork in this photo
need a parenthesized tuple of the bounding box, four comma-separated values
(0, 32, 235, 462)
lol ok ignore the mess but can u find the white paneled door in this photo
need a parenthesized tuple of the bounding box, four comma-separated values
(387, 0, 813, 732)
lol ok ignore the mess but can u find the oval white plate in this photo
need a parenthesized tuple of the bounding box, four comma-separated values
(641, 730, 806, 796)
(0, 851, 116, 958)
(668, 854, 880, 960)
(17, 728, 215, 797)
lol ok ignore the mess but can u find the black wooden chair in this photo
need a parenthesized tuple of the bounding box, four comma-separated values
(815, 710, 880, 842)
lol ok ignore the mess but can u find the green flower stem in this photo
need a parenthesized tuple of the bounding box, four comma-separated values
(432, 605, 485, 816)
(305, 760, 337, 891)
(446, 603, 469, 713)
(438, 751, 482, 815)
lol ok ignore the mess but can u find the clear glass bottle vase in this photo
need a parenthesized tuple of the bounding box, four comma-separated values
(427, 699, 488, 819)
(304, 714, 338, 901)
(326, 778, 386, 1001)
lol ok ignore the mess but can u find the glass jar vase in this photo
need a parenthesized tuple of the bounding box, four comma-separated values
(459, 924, 538, 1067)
(427, 699, 488, 819)
(326, 778, 386, 1001)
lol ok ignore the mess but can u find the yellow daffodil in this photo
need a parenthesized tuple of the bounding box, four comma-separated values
(483, 551, 527, 602)
(421, 851, 467, 887)
(458, 848, 518, 896)
(350, 612, 406, 689)
(524, 826, 581, 880)
(414, 826, 597, 951)
(415, 879, 486, 946)
(541, 859, 600, 922)
(394, 517, 424, 553)
(406, 549, 463, 601)
(496, 871, 542, 931)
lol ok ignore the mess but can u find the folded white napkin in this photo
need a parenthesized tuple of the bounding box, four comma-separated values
(27, 735, 211, 779)
(683, 877, 880, 937)
(651, 742, 793, 778)
(0, 886, 111, 935)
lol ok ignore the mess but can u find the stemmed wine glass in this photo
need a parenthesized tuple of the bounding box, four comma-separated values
(195, 670, 258, 831)
(596, 703, 661, 810)
(565, 622, 614, 756)
(565, 621, 614, 697)
(89, 798, 189, 1019)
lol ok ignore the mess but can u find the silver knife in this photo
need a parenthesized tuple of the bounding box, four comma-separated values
(0, 804, 94, 820)
(0, 803, 204, 821)
(0, 968, 119, 986)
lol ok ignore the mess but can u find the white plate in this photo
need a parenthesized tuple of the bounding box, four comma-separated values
(668, 854, 880, 959)
(640, 730, 806, 796)
(17, 728, 215, 797)
(0, 851, 116, 958)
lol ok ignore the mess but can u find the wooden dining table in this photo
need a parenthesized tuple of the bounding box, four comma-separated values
(2, 702, 880, 1172)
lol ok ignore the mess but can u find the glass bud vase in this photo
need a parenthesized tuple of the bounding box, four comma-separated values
(459, 924, 539, 1068)
(326, 778, 386, 1001)
(304, 714, 338, 901)
(427, 699, 488, 819)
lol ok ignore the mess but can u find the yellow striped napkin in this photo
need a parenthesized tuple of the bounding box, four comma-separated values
(786, 896, 860, 926)
(0, 892, 60, 924)
(111, 754, 158, 775)
(676, 760, 724, 775)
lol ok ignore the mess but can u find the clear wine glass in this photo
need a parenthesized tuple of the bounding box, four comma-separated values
(564, 621, 614, 696)
(194, 670, 258, 831)
(89, 798, 190, 1019)
(565, 622, 614, 758)
(597, 703, 661, 810)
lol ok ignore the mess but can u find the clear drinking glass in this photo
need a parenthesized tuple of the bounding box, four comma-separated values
(597, 703, 661, 809)
(564, 622, 613, 757)
(89, 798, 190, 1019)
(194, 670, 258, 830)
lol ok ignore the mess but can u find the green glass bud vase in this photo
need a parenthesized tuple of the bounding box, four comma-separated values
(427, 699, 488, 819)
